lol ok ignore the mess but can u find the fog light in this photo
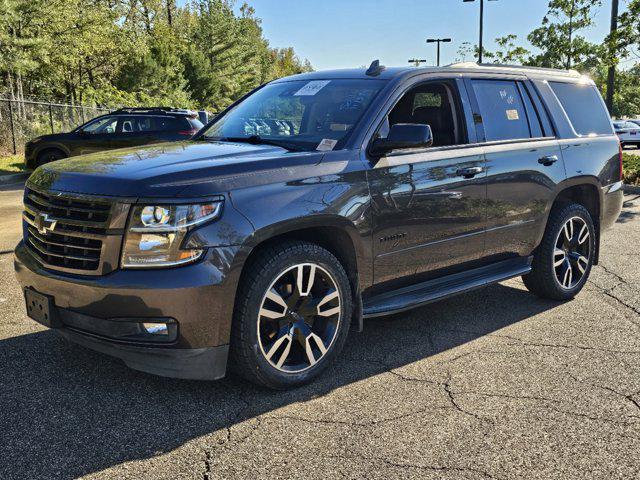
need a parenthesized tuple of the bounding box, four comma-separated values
(142, 322, 169, 336)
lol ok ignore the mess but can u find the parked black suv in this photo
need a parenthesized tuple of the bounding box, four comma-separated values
(15, 63, 623, 389)
(24, 107, 204, 169)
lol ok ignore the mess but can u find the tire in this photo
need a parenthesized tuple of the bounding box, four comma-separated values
(36, 148, 66, 167)
(523, 203, 596, 301)
(230, 241, 352, 389)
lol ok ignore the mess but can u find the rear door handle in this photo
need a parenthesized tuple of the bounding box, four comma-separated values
(456, 166, 484, 178)
(538, 155, 559, 166)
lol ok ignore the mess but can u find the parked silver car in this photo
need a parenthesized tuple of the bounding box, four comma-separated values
(613, 120, 640, 148)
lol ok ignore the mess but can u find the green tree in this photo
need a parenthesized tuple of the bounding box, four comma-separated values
(453, 35, 530, 65)
(593, 63, 640, 118)
(490, 35, 531, 64)
(0, 0, 312, 111)
(527, 0, 603, 70)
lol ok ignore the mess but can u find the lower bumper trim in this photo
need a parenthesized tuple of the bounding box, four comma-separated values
(59, 328, 229, 381)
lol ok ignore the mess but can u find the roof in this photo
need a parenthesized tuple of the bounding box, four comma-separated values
(274, 62, 586, 84)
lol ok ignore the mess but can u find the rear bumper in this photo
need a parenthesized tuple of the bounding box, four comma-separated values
(14, 241, 242, 380)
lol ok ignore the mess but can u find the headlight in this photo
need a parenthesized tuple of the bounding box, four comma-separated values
(121, 202, 223, 268)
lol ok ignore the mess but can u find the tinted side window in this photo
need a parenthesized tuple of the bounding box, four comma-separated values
(471, 80, 531, 141)
(83, 116, 118, 134)
(154, 117, 185, 131)
(384, 81, 466, 147)
(549, 82, 612, 136)
(117, 116, 154, 133)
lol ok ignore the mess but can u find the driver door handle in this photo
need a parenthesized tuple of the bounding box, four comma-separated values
(456, 166, 484, 178)
(538, 155, 559, 166)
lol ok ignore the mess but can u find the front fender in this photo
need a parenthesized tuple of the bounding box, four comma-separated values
(228, 164, 373, 289)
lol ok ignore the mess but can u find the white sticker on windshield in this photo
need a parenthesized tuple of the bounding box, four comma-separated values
(317, 138, 338, 151)
(295, 80, 331, 96)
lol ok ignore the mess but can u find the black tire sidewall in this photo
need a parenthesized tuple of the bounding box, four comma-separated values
(541, 204, 596, 299)
(238, 244, 352, 389)
(36, 149, 65, 167)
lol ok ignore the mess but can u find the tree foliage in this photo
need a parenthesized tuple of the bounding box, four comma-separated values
(454, 0, 639, 117)
(0, 0, 312, 110)
(527, 0, 603, 70)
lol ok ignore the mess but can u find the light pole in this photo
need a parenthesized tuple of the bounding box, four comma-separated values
(426, 38, 451, 66)
(605, 0, 619, 114)
(463, 0, 498, 63)
(408, 58, 427, 67)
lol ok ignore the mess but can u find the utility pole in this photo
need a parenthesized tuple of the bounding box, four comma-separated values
(567, 0, 575, 69)
(426, 38, 452, 66)
(408, 59, 427, 67)
(463, 0, 498, 63)
(605, 0, 619, 114)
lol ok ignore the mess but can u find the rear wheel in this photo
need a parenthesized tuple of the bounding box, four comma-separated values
(36, 148, 66, 167)
(230, 241, 352, 389)
(523, 203, 595, 301)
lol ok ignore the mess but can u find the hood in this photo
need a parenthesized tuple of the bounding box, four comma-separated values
(27, 141, 327, 198)
(28, 133, 71, 144)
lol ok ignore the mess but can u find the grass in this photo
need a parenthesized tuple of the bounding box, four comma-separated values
(623, 151, 640, 186)
(0, 154, 27, 176)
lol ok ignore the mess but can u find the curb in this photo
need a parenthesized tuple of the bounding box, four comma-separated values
(623, 184, 640, 195)
(0, 172, 30, 185)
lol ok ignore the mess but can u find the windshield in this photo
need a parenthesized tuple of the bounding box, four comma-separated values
(201, 79, 387, 151)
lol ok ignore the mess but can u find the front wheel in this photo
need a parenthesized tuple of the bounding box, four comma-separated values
(230, 241, 352, 389)
(36, 148, 66, 167)
(523, 203, 595, 301)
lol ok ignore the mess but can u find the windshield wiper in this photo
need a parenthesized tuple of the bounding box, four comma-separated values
(208, 135, 306, 152)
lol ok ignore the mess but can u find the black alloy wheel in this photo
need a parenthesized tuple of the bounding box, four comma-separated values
(230, 241, 352, 389)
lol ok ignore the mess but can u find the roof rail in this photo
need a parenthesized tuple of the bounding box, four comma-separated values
(111, 107, 197, 115)
(445, 62, 581, 77)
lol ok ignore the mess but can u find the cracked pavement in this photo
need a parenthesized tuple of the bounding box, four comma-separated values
(1, 182, 640, 479)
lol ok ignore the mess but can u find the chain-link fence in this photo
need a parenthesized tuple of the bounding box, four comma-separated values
(0, 99, 113, 155)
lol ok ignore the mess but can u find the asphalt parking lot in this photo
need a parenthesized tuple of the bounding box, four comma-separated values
(1, 180, 639, 479)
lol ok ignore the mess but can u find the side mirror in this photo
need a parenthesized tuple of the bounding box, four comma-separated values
(370, 123, 433, 156)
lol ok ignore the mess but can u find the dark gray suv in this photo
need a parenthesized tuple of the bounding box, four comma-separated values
(24, 107, 204, 169)
(14, 62, 623, 389)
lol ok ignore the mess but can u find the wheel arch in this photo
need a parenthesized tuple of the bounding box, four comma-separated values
(34, 144, 69, 163)
(550, 178, 602, 264)
(233, 218, 369, 334)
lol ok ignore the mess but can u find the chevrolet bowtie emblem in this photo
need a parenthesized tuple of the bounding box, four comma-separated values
(34, 212, 57, 235)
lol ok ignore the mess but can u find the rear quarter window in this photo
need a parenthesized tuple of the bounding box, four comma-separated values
(549, 82, 613, 136)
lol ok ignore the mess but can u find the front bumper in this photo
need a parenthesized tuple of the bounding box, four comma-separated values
(58, 328, 229, 380)
(14, 241, 242, 380)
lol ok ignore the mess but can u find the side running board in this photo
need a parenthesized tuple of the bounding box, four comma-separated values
(362, 257, 532, 318)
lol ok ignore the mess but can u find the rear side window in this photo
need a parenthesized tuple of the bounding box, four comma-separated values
(549, 82, 612, 136)
(471, 80, 531, 141)
(154, 117, 186, 131)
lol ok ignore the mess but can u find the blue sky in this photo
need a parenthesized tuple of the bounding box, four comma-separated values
(182, 1, 622, 70)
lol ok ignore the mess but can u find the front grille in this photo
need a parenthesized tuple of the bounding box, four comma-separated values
(23, 188, 112, 272)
